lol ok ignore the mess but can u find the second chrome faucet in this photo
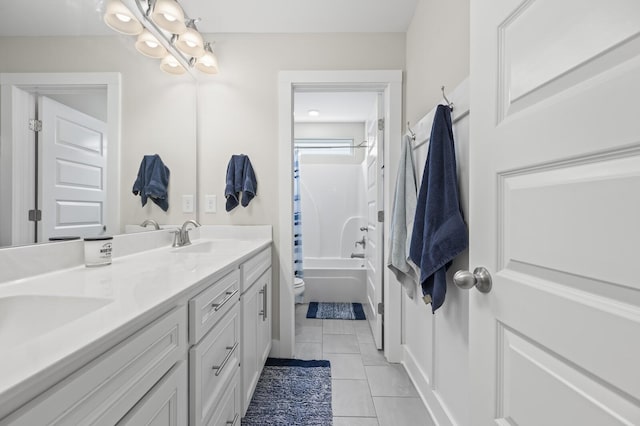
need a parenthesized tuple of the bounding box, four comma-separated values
(172, 220, 201, 247)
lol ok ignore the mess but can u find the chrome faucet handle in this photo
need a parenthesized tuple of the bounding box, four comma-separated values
(170, 229, 182, 247)
(359, 226, 369, 232)
(179, 220, 201, 247)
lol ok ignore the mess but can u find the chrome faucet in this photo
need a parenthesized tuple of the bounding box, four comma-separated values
(140, 219, 160, 230)
(172, 220, 201, 247)
(355, 236, 366, 249)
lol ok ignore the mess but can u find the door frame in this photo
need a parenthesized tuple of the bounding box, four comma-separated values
(0, 72, 120, 245)
(275, 70, 403, 362)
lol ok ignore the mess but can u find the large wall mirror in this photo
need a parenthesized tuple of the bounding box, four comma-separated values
(0, 1, 198, 248)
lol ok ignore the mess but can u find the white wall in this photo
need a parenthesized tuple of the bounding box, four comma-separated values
(0, 36, 198, 230)
(195, 33, 406, 341)
(403, 1, 470, 425)
(405, 0, 470, 127)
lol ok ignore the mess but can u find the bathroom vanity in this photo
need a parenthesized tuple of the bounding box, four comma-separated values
(0, 226, 272, 426)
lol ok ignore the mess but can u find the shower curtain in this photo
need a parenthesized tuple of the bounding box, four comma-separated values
(293, 149, 305, 302)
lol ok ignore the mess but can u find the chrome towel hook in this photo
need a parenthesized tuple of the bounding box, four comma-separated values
(441, 86, 454, 111)
(407, 121, 416, 141)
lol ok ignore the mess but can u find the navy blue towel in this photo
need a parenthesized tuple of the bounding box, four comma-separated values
(132, 154, 170, 211)
(409, 105, 468, 313)
(225, 154, 257, 211)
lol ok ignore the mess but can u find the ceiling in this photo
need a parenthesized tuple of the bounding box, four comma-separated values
(0, 0, 418, 36)
(294, 92, 378, 123)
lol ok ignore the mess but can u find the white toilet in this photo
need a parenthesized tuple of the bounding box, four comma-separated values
(293, 277, 305, 304)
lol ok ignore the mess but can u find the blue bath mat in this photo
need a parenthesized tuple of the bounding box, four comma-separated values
(242, 358, 332, 425)
(306, 302, 366, 320)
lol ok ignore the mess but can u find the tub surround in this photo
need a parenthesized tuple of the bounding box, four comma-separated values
(0, 226, 271, 420)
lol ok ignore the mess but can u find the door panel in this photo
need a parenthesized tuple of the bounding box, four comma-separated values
(366, 93, 384, 349)
(39, 96, 107, 241)
(470, 0, 640, 424)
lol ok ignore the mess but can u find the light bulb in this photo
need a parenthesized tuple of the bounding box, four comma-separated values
(115, 13, 131, 23)
(163, 13, 177, 22)
(145, 40, 158, 48)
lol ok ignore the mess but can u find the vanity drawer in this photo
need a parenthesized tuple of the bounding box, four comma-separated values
(240, 247, 271, 293)
(205, 368, 241, 426)
(190, 304, 240, 426)
(2, 306, 187, 426)
(117, 360, 188, 425)
(189, 268, 240, 344)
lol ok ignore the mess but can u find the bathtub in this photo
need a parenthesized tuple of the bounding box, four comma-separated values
(302, 257, 366, 303)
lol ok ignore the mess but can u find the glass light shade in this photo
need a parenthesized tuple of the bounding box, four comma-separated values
(195, 50, 219, 74)
(175, 28, 205, 57)
(160, 55, 186, 75)
(103, 0, 142, 35)
(151, 0, 187, 34)
(135, 29, 167, 58)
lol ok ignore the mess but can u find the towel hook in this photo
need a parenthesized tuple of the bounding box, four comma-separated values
(407, 121, 416, 141)
(441, 86, 454, 111)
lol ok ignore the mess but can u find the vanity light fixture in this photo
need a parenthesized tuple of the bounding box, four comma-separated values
(103, 0, 143, 35)
(195, 42, 219, 74)
(175, 20, 205, 57)
(135, 29, 167, 58)
(160, 54, 186, 75)
(102, 0, 218, 77)
(150, 0, 187, 34)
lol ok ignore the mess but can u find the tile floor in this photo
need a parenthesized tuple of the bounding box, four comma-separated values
(294, 304, 434, 426)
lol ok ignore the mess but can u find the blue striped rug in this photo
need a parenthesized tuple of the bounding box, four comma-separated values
(242, 358, 332, 425)
(306, 302, 366, 320)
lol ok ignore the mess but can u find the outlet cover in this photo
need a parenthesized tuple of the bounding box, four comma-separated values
(205, 195, 217, 213)
(182, 195, 194, 213)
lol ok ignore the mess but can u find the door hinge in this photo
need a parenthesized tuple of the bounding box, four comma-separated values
(28, 209, 42, 222)
(29, 119, 42, 132)
(377, 118, 384, 131)
(377, 210, 384, 223)
(377, 302, 384, 315)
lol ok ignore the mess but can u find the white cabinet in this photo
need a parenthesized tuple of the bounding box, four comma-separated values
(2, 307, 187, 426)
(117, 361, 188, 426)
(189, 303, 240, 426)
(240, 246, 272, 416)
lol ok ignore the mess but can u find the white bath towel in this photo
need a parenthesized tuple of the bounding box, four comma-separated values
(387, 135, 419, 298)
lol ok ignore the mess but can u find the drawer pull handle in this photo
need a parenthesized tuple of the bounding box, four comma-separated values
(212, 341, 239, 376)
(262, 283, 268, 321)
(212, 289, 239, 312)
(226, 413, 239, 425)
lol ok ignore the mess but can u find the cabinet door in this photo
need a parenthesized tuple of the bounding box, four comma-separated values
(240, 283, 259, 416)
(117, 361, 188, 426)
(257, 269, 272, 366)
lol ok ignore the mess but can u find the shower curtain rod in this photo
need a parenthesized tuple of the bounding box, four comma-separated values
(294, 141, 369, 149)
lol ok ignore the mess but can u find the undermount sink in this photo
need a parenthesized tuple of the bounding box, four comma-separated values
(0, 295, 112, 345)
(171, 240, 217, 254)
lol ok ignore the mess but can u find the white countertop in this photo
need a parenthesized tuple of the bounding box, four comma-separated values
(0, 236, 271, 418)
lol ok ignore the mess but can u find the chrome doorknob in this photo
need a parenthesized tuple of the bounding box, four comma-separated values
(453, 267, 492, 293)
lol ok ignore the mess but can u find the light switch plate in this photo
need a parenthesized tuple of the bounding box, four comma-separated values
(205, 195, 217, 213)
(182, 195, 194, 213)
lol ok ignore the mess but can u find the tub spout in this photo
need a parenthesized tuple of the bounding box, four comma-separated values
(350, 253, 365, 259)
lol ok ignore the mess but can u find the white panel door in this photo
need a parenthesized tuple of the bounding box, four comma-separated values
(366, 93, 384, 349)
(39, 96, 107, 241)
(470, 0, 640, 424)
